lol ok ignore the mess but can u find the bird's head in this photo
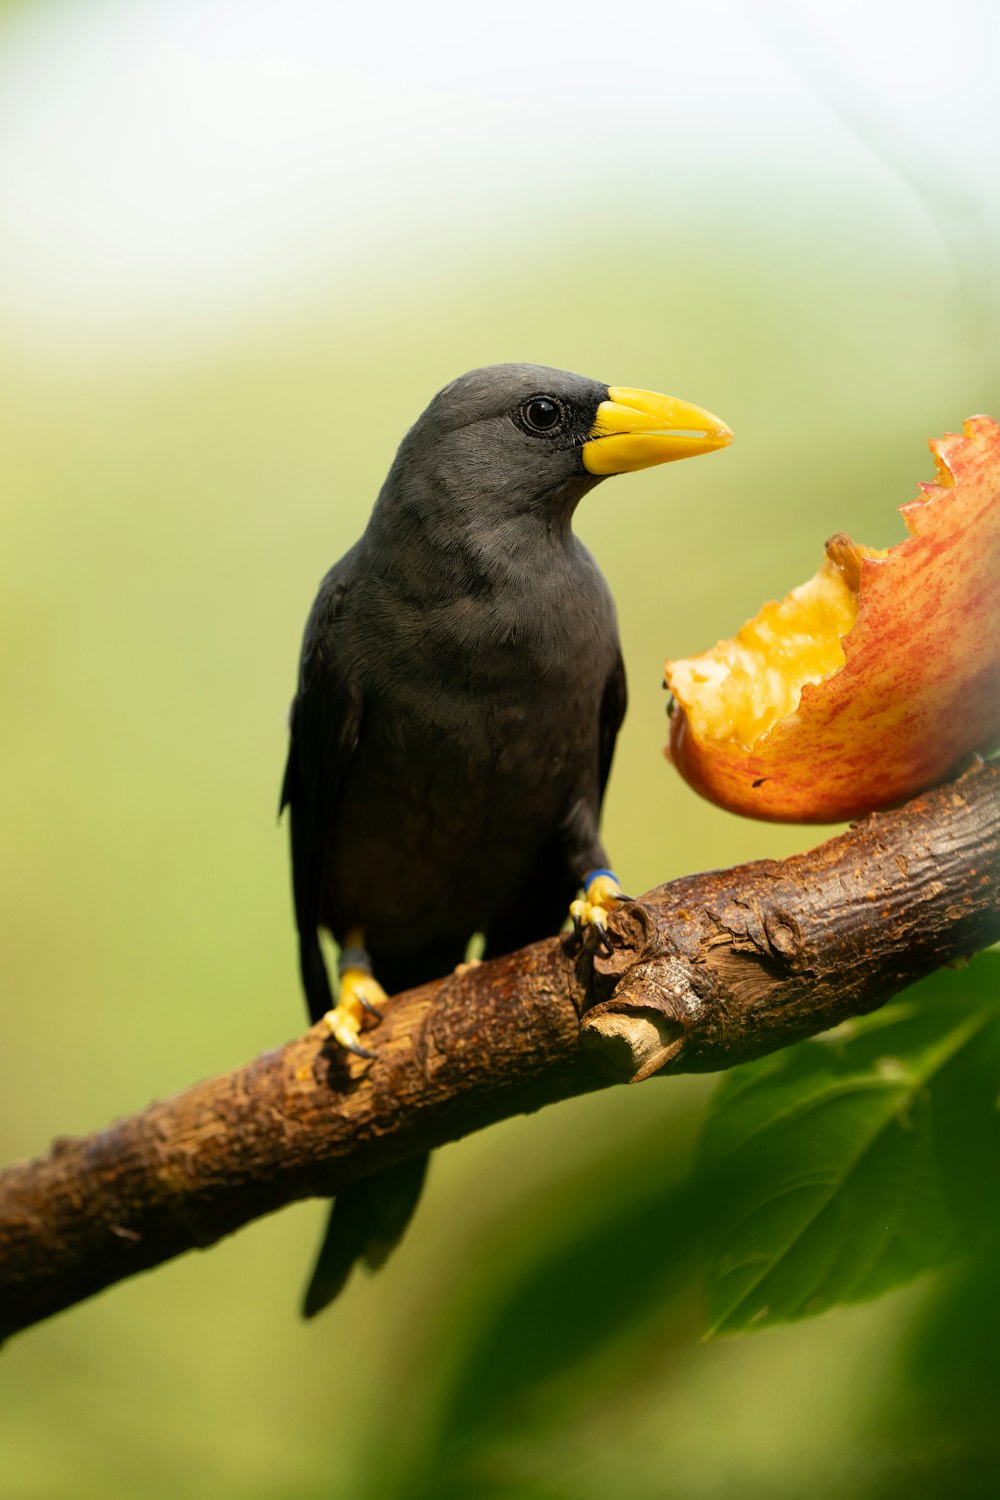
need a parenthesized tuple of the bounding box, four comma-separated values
(374, 363, 732, 550)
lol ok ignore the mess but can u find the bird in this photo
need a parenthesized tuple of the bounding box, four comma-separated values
(280, 363, 732, 1315)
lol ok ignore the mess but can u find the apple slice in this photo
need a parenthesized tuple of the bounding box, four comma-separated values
(665, 415, 1000, 823)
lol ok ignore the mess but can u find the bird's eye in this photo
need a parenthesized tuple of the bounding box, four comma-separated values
(520, 397, 563, 434)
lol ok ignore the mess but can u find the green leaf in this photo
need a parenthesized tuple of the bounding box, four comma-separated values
(697, 954, 1000, 1337)
(366, 1095, 712, 1500)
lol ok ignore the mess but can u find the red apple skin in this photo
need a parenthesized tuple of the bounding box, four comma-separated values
(666, 416, 1000, 823)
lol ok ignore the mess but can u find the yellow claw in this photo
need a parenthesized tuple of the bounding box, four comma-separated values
(323, 966, 388, 1058)
(453, 957, 483, 976)
(570, 872, 628, 950)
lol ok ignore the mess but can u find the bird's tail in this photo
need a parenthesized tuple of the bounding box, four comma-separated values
(302, 1154, 430, 1318)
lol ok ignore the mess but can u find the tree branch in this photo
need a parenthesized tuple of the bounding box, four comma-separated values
(2, 763, 998, 1342)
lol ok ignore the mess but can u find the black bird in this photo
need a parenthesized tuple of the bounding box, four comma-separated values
(281, 363, 731, 1315)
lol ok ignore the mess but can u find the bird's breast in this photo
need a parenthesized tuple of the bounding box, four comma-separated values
(323, 570, 618, 950)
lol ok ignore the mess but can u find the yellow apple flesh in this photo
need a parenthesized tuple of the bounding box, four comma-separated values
(665, 415, 1000, 823)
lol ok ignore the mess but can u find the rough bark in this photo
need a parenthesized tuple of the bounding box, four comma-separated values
(1, 762, 997, 1342)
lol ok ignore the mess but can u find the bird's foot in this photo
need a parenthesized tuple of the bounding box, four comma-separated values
(569, 869, 631, 955)
(323, 941, 388, 1059)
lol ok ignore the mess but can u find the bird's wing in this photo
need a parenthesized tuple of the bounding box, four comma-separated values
(280, 564, 363, 1024)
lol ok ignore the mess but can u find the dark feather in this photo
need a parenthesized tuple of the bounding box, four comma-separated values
(282, 365, 633, 1314)
(302, 1156, 429, 1318)
(284, 563, 363, 1023)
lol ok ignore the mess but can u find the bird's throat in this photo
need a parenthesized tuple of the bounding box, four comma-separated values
(368, 470, 591, 602)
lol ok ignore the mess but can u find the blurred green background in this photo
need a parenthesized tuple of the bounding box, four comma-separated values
(2, 1, 999, 1496)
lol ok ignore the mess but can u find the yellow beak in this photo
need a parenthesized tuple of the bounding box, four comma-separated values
(582, 386, 733, 475)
